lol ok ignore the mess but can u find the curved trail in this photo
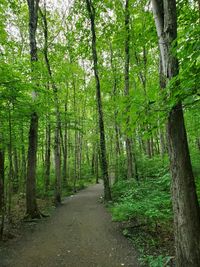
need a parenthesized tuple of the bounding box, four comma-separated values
(0, 183, 139, 267)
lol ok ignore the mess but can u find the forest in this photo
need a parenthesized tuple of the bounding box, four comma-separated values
(0, 0, 200, 266)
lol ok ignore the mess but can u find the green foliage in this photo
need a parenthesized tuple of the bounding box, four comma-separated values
(112, 156, 171, 220)
(137, 155, 169, 179)
(140, 254, 173, 267)
(178, 1, 200, 85)
(111, 174, 172, 224)
(110, 156, 174, 266)
(35, 164, 95, 199)
(0, 0, 199, 264)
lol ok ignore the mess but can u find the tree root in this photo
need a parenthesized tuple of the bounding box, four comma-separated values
(23, 211, 49, 222)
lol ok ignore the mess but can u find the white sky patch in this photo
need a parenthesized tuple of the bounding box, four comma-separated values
(45, 0, 74, 15)
(5, 0, 75, 43)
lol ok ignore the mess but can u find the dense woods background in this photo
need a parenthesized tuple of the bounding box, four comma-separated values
(0, 0, 200, 266)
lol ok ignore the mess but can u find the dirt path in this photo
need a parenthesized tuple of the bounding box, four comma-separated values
(0, 183, 139, 267)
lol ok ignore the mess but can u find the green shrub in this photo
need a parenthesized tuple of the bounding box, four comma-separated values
(140, 255, 173, 267)
(136, 155, 169, 179)
(111, 174, 172, 225)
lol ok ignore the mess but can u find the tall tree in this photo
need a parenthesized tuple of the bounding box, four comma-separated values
(62, 86, 69, 186)
(0, 134, 5, 239)
(124, 0, 137, 179)
(26, 0, 41, 218)
(110, 45, 121, 182)
(39, 4, 62, 205)
(86, 0, 112, 201)
(152, 0, 200, 266)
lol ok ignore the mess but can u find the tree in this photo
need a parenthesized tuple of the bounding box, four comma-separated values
(26, 0, 41, 218)
(0, 134, 5, 239)
(1, 1, 200, 262)
(152, 0, 200, 265)
(86, 0, 112, 201)
(39, 4, 62, 205)
(124, 0, 137, 179)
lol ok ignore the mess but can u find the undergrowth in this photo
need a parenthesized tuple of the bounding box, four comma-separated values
(110, 156, 174, 267)
(111, 152, 200, 266)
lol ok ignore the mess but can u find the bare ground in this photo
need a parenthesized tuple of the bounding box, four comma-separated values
(0, 183, 139, 267)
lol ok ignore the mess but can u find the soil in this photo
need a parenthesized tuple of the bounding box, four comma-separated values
(0, 183, 139, 267)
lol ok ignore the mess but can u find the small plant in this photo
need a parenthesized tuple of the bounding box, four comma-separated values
(110, 156, 174, 266)
(111, 175, 172, 225)
(140, 255, 173, 267)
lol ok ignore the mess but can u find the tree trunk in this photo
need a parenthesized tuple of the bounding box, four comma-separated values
(40, 5, 62, 204)
(110, 44, 121, 182)
(0, 136, 5, 240)
(62, 99, 68, 186)
(196, 138, 200, 151)
(168, 105, 200, 266)
(13, 147, 19, 193)
(125, 138, 134, 179)
(86, 0, 111, 201)
(150, 136, 154, 157)
(77, 117, 83, 181)
(73, 129, 78, 192)
(91, 147, 95, 175)
(54, 122, 61, 205)
(26, 0, 40, 218)
(146, 137, 152, 158)
(20, 123, 26, 193)
(26, 112, 40, 217)
(159, 126, 166, 157)
(72, 73, 78, 192)
(95, 146, 99, 184)
(45, 122, 51, 192)
(8, 106, 13, 223)
(41, 135, 45, 168)
(124, 0, 137, 179)
(158, 51, 167, 158)
(152, 1, 200, 265)
(67, 130, 71, 181)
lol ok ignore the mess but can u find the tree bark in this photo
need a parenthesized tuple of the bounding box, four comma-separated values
(54, 123, 61, 205)
(62, 100, 68, 186)
(0, 135, 5, 240)
(26, 0, 40, 218)
(95, 145, 99, 184)
(20, 123, 26, 193)
(61, 85, 69, 186)
(26, 112, 40, 217)
(44, 122, 51, 192)
(124, 0, 137, 179)
(159, 126, 166, 158)
(86, 0, 111, 201)
(196, 138, 200, 151)
(110, 44, 121, 182)
(40, 5, 62, 205)
(152, 0, 200, 265)
(72, 71, 78, 192)
(8, 106, 13, 223)
(13, 147, 19, 193)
